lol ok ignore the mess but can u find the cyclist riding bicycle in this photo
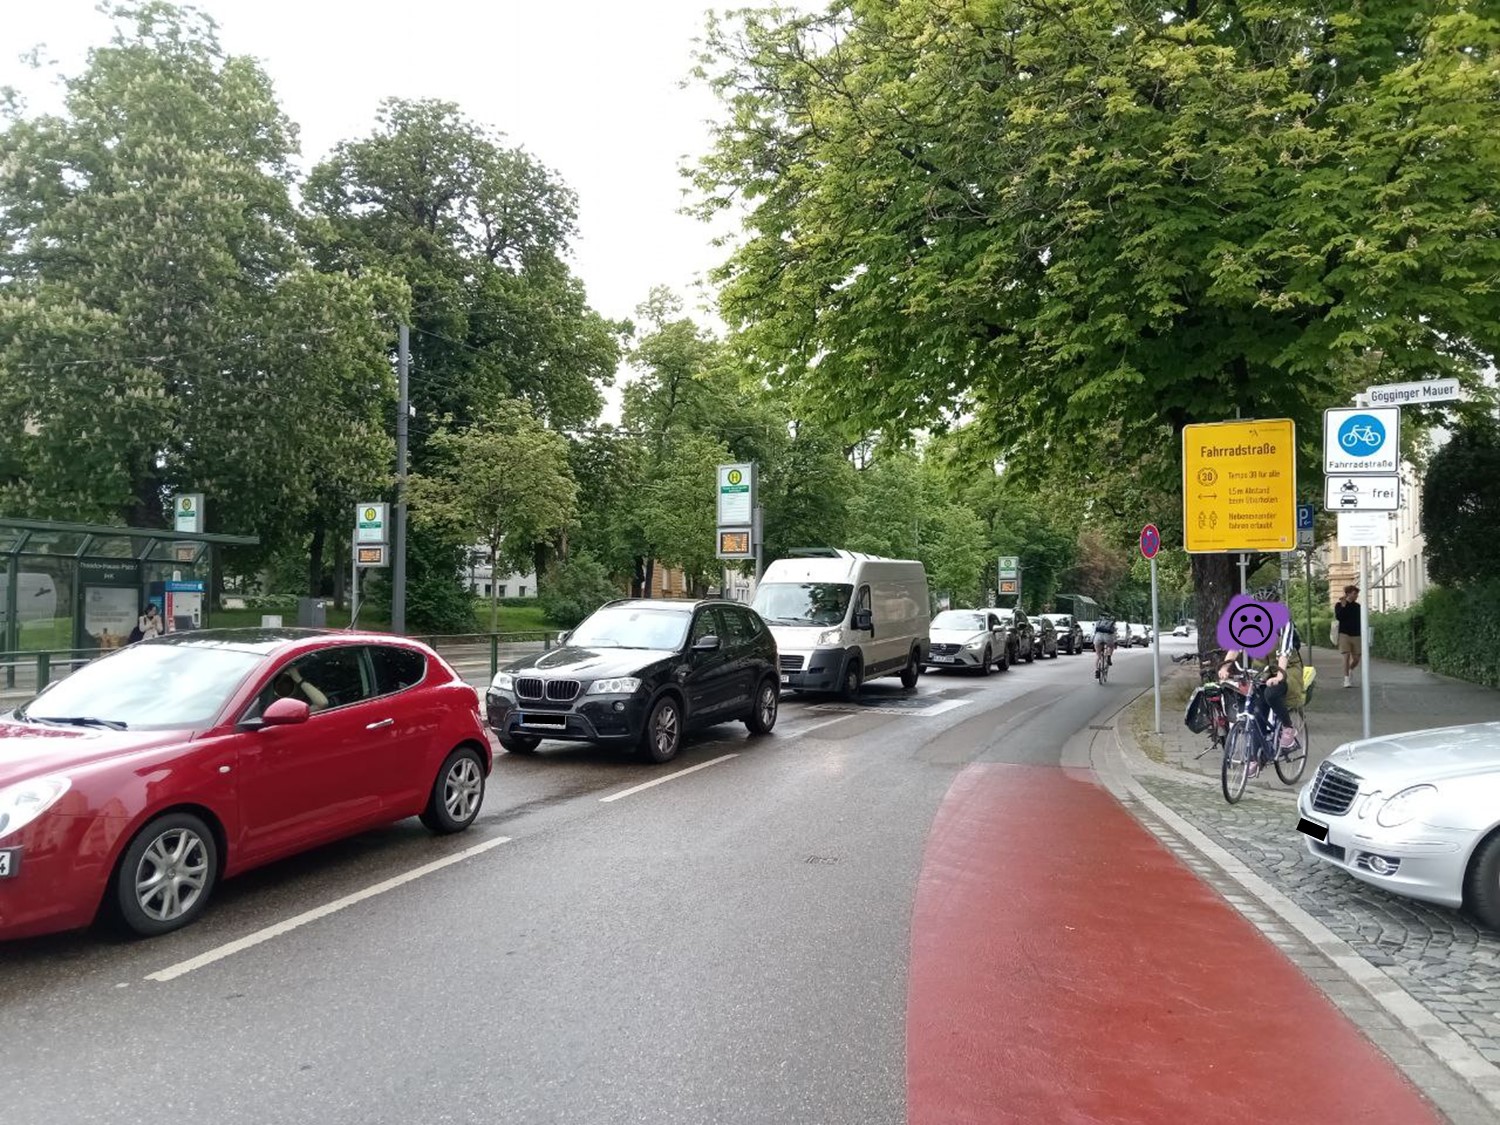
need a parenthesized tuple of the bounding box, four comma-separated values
(1093, 616, 1117, 679)
(1217, 645, 1298, 752)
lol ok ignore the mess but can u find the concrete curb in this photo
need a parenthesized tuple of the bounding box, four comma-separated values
(1098, 691, 1500, 1120)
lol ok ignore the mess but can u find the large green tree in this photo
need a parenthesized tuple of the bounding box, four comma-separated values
(692, 0, 1500, 633)
(1422, 415, 1500, 587)
(0, 1, 394, 569)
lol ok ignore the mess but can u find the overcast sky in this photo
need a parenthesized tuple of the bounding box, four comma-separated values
(4, 0, 737, 417)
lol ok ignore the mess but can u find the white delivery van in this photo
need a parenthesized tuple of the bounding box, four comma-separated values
(752, 549, 931, 697)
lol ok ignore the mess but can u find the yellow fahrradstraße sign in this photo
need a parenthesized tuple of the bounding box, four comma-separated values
(1181, 419, 1296, 553)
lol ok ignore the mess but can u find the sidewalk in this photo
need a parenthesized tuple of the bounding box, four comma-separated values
(1141, 644, 1500, 796)
(1108, 642, 1500, 1121)
(907, 762, 1450, 1124)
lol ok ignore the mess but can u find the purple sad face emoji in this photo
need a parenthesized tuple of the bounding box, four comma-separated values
(1216, 595, 1291, 658)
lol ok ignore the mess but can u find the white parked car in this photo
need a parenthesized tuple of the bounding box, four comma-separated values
(924, 609, 1010, 674)
(1172, 623, 1191, 638)
(1298, 723, 1500, 929)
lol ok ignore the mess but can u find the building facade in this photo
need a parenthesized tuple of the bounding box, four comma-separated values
(1325, 459, 1429, 612)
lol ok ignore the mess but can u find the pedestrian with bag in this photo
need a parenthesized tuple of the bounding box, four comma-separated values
(1334, 584, 1362, 688)
(130, 602, 163, 644)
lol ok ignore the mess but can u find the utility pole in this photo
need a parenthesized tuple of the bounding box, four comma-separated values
(392, 324, 410, 634)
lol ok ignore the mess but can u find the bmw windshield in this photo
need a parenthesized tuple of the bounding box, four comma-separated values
(752, 583, 853, 627)
(568, 606, 692, 650)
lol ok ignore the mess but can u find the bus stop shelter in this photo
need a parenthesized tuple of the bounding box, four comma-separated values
(0, 517, 259, 660)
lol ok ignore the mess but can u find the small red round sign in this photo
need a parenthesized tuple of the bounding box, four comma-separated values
(1140, 523, 1161, 560)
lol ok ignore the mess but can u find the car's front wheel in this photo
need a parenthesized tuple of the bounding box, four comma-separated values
(1466, 832, 1500, 932)
(899, 649, 920, 690)
(641, 696, 683, 763)
(746, 677, 779, 735)
(498, 732, 541, 754)
(421, 745, 486, 834)
(113, 812, 219, 938)
(840, 658, 863, 701)
(978, 647, 992, 676)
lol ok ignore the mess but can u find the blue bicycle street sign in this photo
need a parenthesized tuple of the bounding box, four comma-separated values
(1324, 406, 1399, 476)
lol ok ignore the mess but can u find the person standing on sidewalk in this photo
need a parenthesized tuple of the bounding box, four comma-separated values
(1335, 584, 1362, 688)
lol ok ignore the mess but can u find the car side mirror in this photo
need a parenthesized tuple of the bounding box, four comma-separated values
(692, 635, 722, 653)
(853, 610, 873, 631)
(556, 631, 572, 646)
(257, 697, 310, 728)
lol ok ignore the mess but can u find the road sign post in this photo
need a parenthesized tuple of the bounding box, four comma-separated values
(1181, 419, 1297, 553)
(1140, 524, 1162, 734)
(716, 464, 758, 566)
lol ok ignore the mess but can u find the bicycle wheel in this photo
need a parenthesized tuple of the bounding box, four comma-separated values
(1275, 709, 1309, 785)
(1098, 654, 1109, 684)
(1222, 727, 1249, 804)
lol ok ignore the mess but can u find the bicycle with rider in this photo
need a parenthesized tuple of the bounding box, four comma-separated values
(1093, 616, 1117, 679)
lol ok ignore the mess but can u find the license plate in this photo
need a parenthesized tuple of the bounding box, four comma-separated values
(780, 674, 790, 685)
(1297, 817, 1329, 842)
(932, 656, 956, 664)
(0, 848, 18, 878)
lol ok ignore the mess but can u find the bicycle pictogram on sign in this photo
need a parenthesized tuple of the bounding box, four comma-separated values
(1337, 414, 1386, 456)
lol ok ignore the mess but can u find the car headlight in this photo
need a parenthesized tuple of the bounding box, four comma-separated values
(587, 677, 642, 695)
(817, 628, 843, 646)
(490, 673, 515, 692)
(0, 775, 71, 839)
(964, 637, 987, 651)
(1376, 784, 1438, 829)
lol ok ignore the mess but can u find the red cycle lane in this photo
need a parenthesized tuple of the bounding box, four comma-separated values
(906, 763, 1443, 1125)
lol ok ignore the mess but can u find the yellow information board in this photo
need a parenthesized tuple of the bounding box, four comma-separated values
(1181, 419, 1297, 553)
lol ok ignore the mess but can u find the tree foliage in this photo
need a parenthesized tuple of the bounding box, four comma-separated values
(0, 1, 395, 568)
(692, 0, 1500, 629)
(1422, 416, 1500, 587)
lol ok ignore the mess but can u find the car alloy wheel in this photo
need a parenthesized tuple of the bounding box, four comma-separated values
(643, 697, 682, 763)
(979, 647, 992, 676)
(135, 826, 210, 924)
(444, 755, 484, 822)
(114, 812, 219, 937)
(748, 678, 779, 734)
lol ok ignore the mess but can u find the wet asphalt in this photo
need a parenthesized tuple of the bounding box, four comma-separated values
(0, 642, 1170, 1125)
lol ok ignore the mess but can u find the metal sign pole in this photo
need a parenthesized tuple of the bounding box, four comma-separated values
(1359, 546, 1372, 740)
(1238, 553, 1249, 594)
(350, 528, 360, 630)
(1150, 555, 1162, 734)
(1305, 550, 1314, 664)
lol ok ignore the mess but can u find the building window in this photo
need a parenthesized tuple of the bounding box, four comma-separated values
(519, 585, 527, 598)
(480, 583, 490, 597)
(499, 586, 508, 598)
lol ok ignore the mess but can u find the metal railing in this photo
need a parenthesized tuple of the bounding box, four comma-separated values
(0, 630, 561, 700)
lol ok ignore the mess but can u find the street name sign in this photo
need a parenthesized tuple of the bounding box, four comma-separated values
(716, 464, 755, 527)
(1181, 419, 1297, 553)
(1366, 378, 1463, 407)
(1324, 474, 1400, 513)
(1323, 406, 1400, 476)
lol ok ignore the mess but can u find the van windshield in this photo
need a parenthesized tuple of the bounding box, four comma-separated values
(752, 582, 853, 627)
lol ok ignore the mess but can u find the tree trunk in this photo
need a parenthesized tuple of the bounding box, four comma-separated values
(308, 522, 326, 598)
(332, 539, 347, 611)
(1191, 553, 1239, 658)
(643, 556, 656, 600)
(631, 556, 646, 598)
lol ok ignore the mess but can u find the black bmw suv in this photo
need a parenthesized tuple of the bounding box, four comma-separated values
(486, 598, 780, 763)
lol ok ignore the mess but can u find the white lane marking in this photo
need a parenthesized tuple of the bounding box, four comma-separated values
(807, 698, 972, 718)
(145, 835, 512, 983)
(784, 714, 853, 738)
(599, 754, 739, 803)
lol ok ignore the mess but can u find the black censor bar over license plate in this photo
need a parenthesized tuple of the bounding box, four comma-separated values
(1296, 817, 1328, 842)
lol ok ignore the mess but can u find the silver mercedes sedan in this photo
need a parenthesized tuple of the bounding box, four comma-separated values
(1297, 722, 1500, 929)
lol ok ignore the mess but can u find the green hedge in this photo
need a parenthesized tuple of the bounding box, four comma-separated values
(1368, 582, 1500, 688)
(1369, 604, 1425, 666)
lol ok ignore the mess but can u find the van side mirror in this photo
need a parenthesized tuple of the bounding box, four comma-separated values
(853, 609, 873, 631)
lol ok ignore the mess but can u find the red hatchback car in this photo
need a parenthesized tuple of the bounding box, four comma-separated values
(0, 629, 491, 941)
